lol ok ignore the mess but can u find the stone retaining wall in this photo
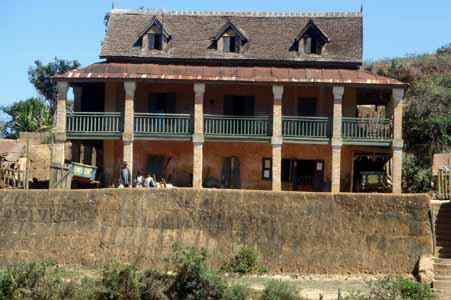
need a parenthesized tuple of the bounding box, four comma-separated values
(0, 189, 432, 274)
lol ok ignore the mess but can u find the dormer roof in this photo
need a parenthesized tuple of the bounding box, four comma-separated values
(212, 21, 248, 43)
(295, 19, 329, 43)
(135, 17, 171, 43)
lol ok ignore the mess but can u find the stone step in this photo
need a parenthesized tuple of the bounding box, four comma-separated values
(434, 263, 451, 275)
(433, 257, 451, 265)
(434, 290, 451, 300)
(435, 275, 451, 281)
(433, 279, 451, 290)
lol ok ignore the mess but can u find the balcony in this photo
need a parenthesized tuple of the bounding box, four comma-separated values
(134, 113, 193, 139)
(204, 114, 271, 140)
(66, 112, 123, 139)
(342, 117, 392, 146)
(282, 116, 330, 143)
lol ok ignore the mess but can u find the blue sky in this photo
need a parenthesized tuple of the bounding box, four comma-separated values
(1, 0, 450, 107)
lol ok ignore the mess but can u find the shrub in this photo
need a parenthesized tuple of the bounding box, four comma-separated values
(223, 246, 262, 275)
(260, 280, 300, 300)
(98, 260, 141, 300)
(139, 269, 173, 300)
(368, 276, 435, 300)
(223, 283, 252, 300)
(168, 243, 226, 299)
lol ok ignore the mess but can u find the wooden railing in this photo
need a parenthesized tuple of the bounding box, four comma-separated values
(67, 112, 123, 138)
(134, 113, 193, 137)
(342, 117, 392, 144)
(204, 114, 271, 139)
(436, 169, 450, 200)
(282, 116, 330, 141)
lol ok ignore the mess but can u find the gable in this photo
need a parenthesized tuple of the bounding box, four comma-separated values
(101, 10, 363, 65)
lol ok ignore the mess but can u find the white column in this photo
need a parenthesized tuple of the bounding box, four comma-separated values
(331, 86, 344, 193)
(193, 83, 205, 189)
(272, 85, 284, 191)
(52, 81, 69, 165)
(123, 81, 136, 177)
(392, 88, 405, 193)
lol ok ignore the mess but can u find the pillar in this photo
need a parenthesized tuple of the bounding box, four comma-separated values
(272, 85, 284, 191)
(392, 88, 405, 193)
(123, 81, 136, 177)
(52, 81, 69, 165)
(331, 86, 344, 193)
(192, 83, 205, 189)
(71, 86, 83, 163)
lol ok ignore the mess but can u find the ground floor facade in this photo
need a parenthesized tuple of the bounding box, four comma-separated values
(71, 139, 393, 193)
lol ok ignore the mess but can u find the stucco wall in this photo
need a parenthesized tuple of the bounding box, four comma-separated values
(0, 189, 432, 274)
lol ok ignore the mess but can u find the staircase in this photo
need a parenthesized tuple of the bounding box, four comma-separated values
(433, 201, 451, 299)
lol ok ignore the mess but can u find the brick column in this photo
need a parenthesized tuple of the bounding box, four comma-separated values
(123, 81, 136, 177)
(52, 81, 69, 165)
(331, 86, 344, 193)
(272, 85, 284, 191)
(392, 88, 405, 193)
(192, 83, 205, 189)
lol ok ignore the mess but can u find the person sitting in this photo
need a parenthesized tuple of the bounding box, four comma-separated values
(144, 173, 156, 188)
(135, 172, 144, 188)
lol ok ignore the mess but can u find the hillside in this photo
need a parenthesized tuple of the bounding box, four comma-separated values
(366, 44, 451, 192)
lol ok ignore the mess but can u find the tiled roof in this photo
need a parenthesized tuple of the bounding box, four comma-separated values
(55, 62, 407, 88)
(100, 9, 363, 65)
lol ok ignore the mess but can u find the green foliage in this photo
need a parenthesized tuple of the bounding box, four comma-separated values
(402, 154, 433, 193)
(366, 44, 451, 193)
(223, 283, 251, 300)
(1, 98, 52, 138)
(260, 280, 301, 300)
(139, 269, 173, 300)
(99, 260, 141, 300)
(28, 57, 80, 110)
(344, 276, 435, 300)
(168, 243, 226, 299)
(222, 246, 261, 275)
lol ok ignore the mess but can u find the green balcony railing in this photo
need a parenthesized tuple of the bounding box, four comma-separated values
(204, 114, 271, 139)
(134, 113, 193, 138)
(66, 112, 123, 139)
(282, 116, 330, 141)
(342, 117, 392, 144)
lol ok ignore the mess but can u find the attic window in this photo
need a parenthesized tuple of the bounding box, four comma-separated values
(149, 33, 163, 50)
(212, 22, 248, 54)
(295, 20, 329, 56)
(223, 35, 239, 53)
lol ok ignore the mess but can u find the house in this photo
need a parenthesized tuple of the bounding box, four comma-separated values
(53, 8, 407, 192)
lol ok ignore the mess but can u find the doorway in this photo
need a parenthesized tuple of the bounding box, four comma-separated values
(352, 153, 391, 192)
(220, 156, 241, 188)
(282, 159, 324, 191)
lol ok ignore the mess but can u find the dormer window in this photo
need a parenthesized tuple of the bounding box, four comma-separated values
(134, 17, 171, 52)
(223, 35, 239, 53)
(294, 20, 329, 55)
(149, 33, 163, 50)
(212, 22, 248, 54)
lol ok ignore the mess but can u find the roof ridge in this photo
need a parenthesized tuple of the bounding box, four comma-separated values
(110, 8, 362, 18)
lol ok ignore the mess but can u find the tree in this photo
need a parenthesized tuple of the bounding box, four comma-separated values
(28, 58, 80, 113)
(1, 98, 52, 138)
(366, 44, 451, 192)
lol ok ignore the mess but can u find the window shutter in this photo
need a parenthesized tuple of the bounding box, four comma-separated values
(304, 37, 312, 54)
(223, 36, 231, 52)
(148, 33, 155, 49)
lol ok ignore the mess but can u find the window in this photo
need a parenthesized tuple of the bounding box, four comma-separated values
(149, 33, 163, 50)
(298, 98, 317, 116)
(149, 93, 176, 113)
(295, 20, 329, 56)
(262, 158, 272, 180)
(223, 36, 239, 53)
(223, 95, 255, 116)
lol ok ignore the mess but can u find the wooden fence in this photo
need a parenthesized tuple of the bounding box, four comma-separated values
(436, 169, 450, 200)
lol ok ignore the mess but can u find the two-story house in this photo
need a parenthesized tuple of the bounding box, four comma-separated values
(54, 8, 407, 192)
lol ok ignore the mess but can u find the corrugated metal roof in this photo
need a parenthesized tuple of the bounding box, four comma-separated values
(56, 62, 407, 87)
